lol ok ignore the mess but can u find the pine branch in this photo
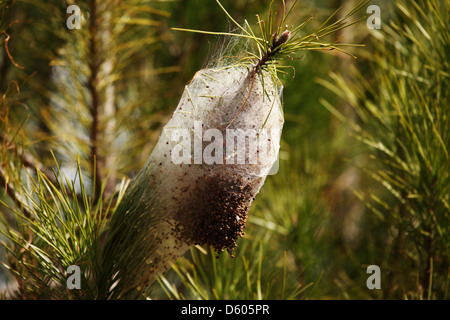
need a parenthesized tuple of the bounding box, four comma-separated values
(319, 0, 449, 299)
(88, 0, 102, 204)
(98, 0, 371, 299)
(0, 1, 16, 93)
(101, 9, 117, 200)
(0, 166, 31, 219)
(1, 158, 112, 299)
(86, 1, 118, 203)
(0, 133, 56, 184)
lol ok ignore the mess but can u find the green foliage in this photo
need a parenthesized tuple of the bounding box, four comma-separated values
(0, 0, 174, 299)
(0, 0, 448, 300)
(172, 0, 370, 84)
(0, 157, 120, 299)
(157, 242, 309, 300)
(319, 0, 449, 299)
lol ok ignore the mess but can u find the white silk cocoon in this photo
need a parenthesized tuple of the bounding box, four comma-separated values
(106, 66, 284, 294)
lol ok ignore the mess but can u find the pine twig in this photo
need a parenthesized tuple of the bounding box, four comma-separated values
(88, 0, 102, 204)
(0, 166, 31, 219)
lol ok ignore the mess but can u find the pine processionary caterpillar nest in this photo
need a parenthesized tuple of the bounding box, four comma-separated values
(100, 0, 369, 298)
(101, 65, 283, 298)
(157, 66, 283, 254)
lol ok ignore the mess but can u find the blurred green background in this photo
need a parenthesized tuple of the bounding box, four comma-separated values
(0, 0, 448, 299)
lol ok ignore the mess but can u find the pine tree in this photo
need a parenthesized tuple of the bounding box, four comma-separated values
(2, 0, 446, 301)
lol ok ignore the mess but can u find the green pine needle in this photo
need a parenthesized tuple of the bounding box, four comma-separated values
(172, 0, 370, 82)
